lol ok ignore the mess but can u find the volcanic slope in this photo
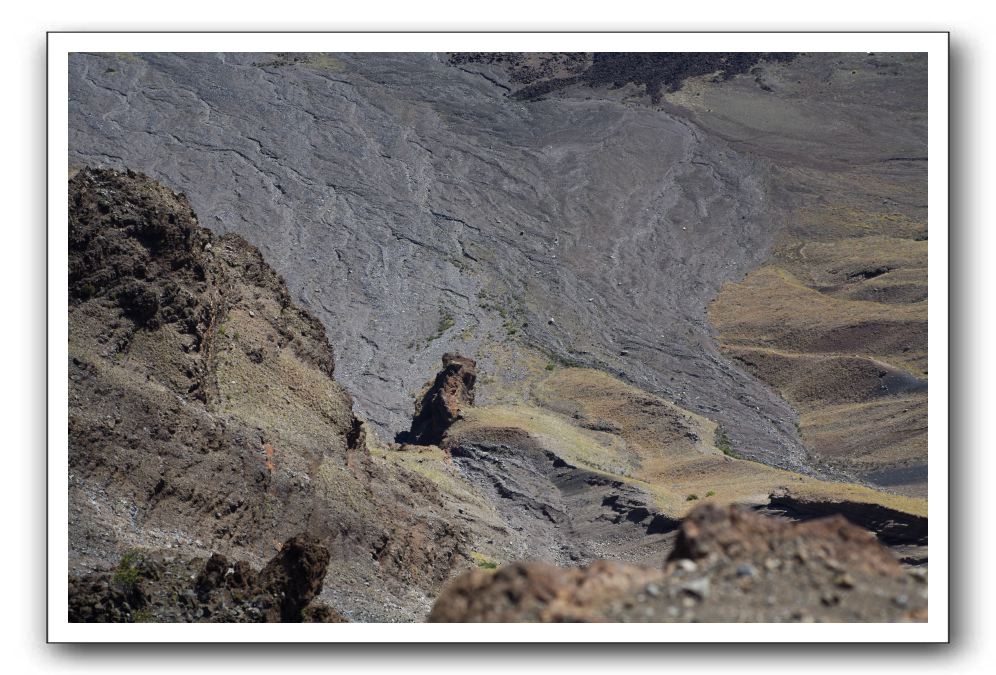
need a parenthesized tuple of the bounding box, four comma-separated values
(69, 51, 813, 474)
(659, 52, 929, 496)
(67, 168, 928, 624)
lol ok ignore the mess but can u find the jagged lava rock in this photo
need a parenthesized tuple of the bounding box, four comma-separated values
(67, 168, 475, 622)
(669, 503, 903, 577)
(430, 504, 927, 622)
(402, 353, 477, 445)
(255, 533, 332, 622)
(428, 559, 664, 623)
(70, 534, 345, 623)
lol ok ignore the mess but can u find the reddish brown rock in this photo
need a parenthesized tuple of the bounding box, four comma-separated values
(430, 505, 927, 623)
(401, 353, 477, 445)
(668, 503, 903, 578)
(428, 559, 664, 623)
(255, 533, 333, 622)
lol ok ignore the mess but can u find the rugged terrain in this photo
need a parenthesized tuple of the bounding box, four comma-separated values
(67, 51, 929, 623)
(68, 167, 481, 620)
(430, 504, 928, 623)
(69, 533, 346, 623)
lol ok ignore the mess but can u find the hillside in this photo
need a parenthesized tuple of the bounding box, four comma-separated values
(66, 51, 930, 623)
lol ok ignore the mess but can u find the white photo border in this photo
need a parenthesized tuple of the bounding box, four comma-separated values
(47, 31, 949, 643)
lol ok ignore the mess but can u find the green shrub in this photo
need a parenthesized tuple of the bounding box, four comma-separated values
(470, 551, 499, 570)
(112, 550, 143, 590)
(438, 313, 455, 333)
(715, 425, 742, 459)
(427, 312, 456, 344)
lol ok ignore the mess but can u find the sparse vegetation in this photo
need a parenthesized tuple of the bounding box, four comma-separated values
(470, 551, 499, 570)
(426, 312, 455, 346)
(112, 549, 143, 590)
(438, 312, 455, 333)
(715, 425, 742, 459)
(132, 608, 154, 622)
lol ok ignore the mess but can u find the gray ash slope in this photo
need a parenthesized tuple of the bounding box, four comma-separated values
(73, 52, 821, 472)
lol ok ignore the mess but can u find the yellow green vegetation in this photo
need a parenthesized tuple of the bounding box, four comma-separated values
(112, 549, 144, 590)
(370, 445, 509, 536)
(710, 215, 927, 488)
(373, 445, 490, 511)
(297, 54, 347, 72)
(469, 551, 499, 570)
(449, 367, 927, 519)
(710, 265, 925, 376)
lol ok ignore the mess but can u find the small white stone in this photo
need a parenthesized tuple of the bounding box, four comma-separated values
(676, 559, 697, 573)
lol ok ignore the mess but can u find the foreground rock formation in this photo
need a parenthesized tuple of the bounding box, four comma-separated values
(429, 504, 927, 623)
(69, 533, 345, 623)
(68, 168, 476, 621)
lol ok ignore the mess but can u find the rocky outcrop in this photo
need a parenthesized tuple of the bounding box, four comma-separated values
(451, 52, 798, 103)
(428, 560, 664, 623)
(669, 503, 902, 576)
(254, 533, 332, 622)
(67, 168, 473, 621)
(400, 353, 477, 445)
(69, 534, 345, 623)
(429, 504, 927, 622)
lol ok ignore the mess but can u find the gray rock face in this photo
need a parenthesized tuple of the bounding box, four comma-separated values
(68, 52, 809, 470)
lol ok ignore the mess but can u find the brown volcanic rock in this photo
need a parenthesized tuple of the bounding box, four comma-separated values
(669, 503, 903, 577)
(255, 533, 332, 622)
(402, 353, 477, 445)
(430, 505, 927, 623)
(428, 559, 664, 623)
(67, 168, 474, 621)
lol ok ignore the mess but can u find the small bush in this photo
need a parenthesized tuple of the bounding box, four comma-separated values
(427, 312, 456, 344)
(470, 551, 499, 570)
(705, 490, 715, 497)
(112, 550, 143, 590)
(438, 313, 455, 333)
(715, 425, 742, 459)
(686, 494, 699, 501)
(545, 363, 555, 371)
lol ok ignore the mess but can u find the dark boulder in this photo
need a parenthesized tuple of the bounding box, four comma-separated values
(255, 533, 332, 622)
